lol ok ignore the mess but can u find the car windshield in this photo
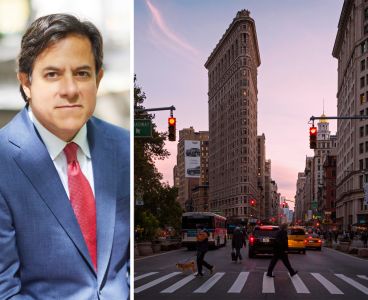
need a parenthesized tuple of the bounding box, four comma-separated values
(288, 228, 305, 235)
(182, 216, 213, 229)
(253, 227, 279, 238)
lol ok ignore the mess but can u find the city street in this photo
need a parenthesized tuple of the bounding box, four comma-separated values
(134, 243, 368, 299)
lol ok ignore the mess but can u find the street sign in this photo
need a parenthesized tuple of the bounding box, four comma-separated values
(134, 119, 152, 138)
(136, 199, 144, 206)
(311, 200, 318, 209)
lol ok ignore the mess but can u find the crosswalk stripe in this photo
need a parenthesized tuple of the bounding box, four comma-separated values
(135, 272, 181, 293)
(161, 274, 196, 293)
(227, 272, 249, 293)
(134, 272, 159, 281)
(262, 272, 275, 293)
(289, 273, 310, 293)
(193, 273, 225, 293)
(335, 274, 368, 295)
(311, 273, 343, 294)
(357, 275, 368, 281)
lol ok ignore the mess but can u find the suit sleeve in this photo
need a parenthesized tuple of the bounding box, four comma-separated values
(0, 191, 22, 299)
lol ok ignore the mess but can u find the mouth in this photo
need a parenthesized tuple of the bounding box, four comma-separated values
(55, 104, 83, 109)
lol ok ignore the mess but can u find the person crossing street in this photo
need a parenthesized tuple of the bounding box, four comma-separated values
(195, 227, 215, 277)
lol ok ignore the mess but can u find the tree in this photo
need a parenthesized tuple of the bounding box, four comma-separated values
(134, 76, 182, 239)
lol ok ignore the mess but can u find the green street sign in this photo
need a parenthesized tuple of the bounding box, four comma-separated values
(134, 119, 152, 138)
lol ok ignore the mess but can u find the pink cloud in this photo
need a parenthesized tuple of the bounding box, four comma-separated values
(146, 0, 199, 56)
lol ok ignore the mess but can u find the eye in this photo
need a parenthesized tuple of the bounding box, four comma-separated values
(45, 71, 58, 78)
(76, 71, 91, 77)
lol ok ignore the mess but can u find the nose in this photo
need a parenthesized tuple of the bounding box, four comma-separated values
(59, 74, 78, 100)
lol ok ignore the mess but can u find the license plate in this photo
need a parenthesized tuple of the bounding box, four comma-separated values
(309, 241, 314, 243)
(263, 237, 270, 243)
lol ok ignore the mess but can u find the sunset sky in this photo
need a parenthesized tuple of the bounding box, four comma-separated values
(134, 0, 343, 208)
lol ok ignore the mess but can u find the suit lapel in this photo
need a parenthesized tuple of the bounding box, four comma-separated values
(87, 119, 117, 284)
(9, 108, 97, 274)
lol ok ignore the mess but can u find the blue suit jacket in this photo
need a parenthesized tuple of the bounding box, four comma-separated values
(0, 108, 130, 299)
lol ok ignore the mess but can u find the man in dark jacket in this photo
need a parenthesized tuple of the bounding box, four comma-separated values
(232, 227, 245, 262)
(195, 228, 214, 277)
(267, 223, 298, 277)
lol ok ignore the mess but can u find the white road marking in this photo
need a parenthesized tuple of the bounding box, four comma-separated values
(134, 272, 158, 281)
(135, 272, 181, 293)
(311, 273, 343, 294)
(335, 274, 368, 295)
(357, 275, 368, 280)
(161, 274, 196, 293)
(289, 273, 310, 293)
(262, 272, 275, 293)
(227, 272, 249, 293)
(193, 273, 225, 293)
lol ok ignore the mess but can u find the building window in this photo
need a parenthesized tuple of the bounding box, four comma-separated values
(360, 159, 364, 170)
(362, 59, 366, 71)
(360, 143, 364, 154)
(360, 126, 365, 137)
(362, 93, 366, 105)
(361, 76, 366, 88)
(366, 157, 368, 169)
(365, 7, 368, 20)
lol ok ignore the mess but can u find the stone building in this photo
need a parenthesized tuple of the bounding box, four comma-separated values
(205, 10, 261, 223)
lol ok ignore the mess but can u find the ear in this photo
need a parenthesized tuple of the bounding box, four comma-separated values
(96, 68, 104, 88)
(17, 72, 31, 99)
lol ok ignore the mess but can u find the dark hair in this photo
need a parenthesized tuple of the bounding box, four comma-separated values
(17, 13, 103, 102)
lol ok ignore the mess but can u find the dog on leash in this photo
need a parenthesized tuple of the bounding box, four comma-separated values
(175, 261, 196, 273)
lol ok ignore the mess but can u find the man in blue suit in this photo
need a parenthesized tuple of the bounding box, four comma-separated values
(0, 14, 130, 299)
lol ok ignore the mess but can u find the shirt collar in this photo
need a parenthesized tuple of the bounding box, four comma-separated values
(28, 108, 91, 160)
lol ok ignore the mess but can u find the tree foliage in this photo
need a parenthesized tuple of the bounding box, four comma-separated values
(134, 76, 182, 239)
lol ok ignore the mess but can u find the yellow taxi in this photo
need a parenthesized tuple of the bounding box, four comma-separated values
(305, 233, 322, 251)
(288, 226, 306, 254)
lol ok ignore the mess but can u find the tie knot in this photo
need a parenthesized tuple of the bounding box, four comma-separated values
(64, 142, 79, 164)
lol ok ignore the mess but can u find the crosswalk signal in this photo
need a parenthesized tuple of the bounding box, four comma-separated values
(309, 126, 317, 149)
(168, 117, 176, 141)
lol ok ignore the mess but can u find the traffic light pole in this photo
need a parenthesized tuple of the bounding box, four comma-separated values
(134, 106, 176, 115)
(310, 115, 368, 125)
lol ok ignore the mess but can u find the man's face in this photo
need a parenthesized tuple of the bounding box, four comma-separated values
(18, 34, 103, 141)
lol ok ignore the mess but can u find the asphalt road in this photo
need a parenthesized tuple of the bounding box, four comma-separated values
(134, 243, 368, 300)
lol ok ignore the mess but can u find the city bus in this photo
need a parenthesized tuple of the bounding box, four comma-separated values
(181, 212, 227, 250)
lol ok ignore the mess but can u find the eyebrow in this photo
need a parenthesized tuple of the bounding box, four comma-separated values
(42, 65, 93, 71)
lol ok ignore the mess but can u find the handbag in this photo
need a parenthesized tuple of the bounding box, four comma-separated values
(231, 249, 236, 261)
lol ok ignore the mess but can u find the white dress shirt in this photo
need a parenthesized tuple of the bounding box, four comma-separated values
(28, 109, 95, 197)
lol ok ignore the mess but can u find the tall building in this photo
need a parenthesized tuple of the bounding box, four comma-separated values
(257, 134, 266, 220)
(333, 0, 368, 230)
(205, 9, 261, 223)
(175, 127, 209, 211)
(312, 116, 337, 219)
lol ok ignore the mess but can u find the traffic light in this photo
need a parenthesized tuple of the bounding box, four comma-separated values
(250, 199, 256, 206)
(168, 117, 176, 141)
(309, 126, 317, 149)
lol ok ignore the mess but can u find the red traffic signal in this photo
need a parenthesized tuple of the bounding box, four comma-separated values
(168, 117, 176, 141)
(250, 199, 256, 206)
(309, 126, 317, 149)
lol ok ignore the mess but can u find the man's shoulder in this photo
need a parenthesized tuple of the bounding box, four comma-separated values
(88, 117, 129, 140)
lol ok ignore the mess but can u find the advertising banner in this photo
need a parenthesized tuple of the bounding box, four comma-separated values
(185, 140, 200, 178)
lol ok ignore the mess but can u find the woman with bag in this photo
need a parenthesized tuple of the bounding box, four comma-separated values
(232, 227, 245, 263)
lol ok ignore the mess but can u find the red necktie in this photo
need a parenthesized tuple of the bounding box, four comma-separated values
(64, 142, 97, 270)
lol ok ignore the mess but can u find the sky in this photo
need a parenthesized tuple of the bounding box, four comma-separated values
(134, 0, 343, 208)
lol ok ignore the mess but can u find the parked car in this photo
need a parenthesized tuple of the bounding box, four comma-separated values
(288, 226, 306, 254)
(187, 166, 200, 175)
(186, 148, 200, 157)
(305, 233, 322, 250)
(248, 225, 279, 258)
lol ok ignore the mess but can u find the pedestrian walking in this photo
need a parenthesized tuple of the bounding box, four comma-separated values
(195, 227, 215, 277)
(361, 231, 368, 248)
(267, 223, 298, 277)
(232, 227, 245, 263)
